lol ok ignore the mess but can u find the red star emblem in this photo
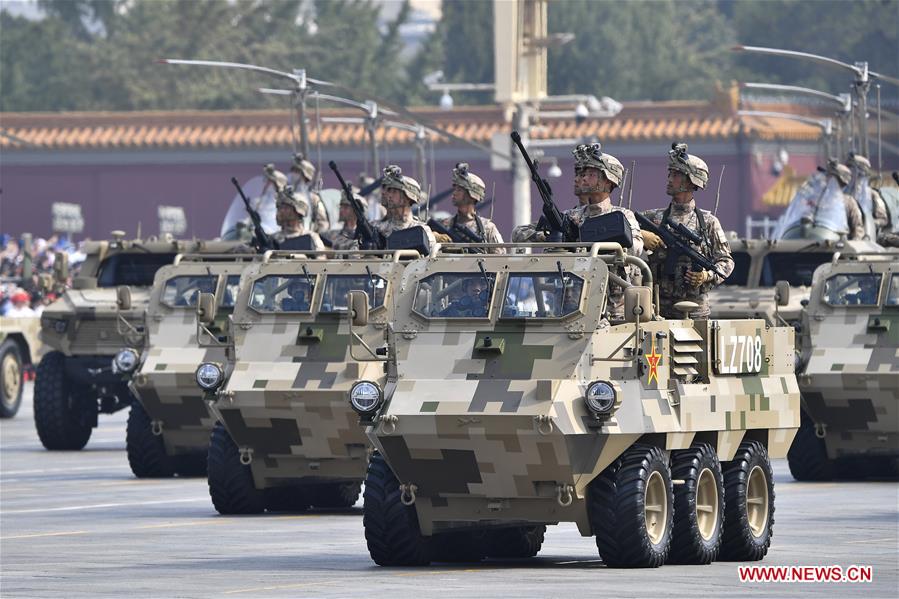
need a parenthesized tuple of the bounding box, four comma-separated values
(646, 343, 662, 385)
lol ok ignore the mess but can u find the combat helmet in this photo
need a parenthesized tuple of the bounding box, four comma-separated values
(340, 188, 368, 210)
(291, 153, 316, 182)
(825, 159, 852, 186)
(847, 153, 871, 174)
(572, 142, 624, 187)
(381, 165, 422, 204)
(276, 185, 309, 216)
(451, 162, 487, 201)
(668, 142, 709, 190)
(263, 163, 289, 191)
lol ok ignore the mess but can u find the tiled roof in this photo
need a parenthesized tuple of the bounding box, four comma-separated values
(0, 100, 847, 152)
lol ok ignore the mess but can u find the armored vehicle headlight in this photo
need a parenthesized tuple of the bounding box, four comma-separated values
(349, 381, 382, 414)
(196, 362, 224, 391)
(112, 348, 139, 374)
(585, 381, 616, 415)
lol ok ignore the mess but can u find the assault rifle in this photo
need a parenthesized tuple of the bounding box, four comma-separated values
(635, 212, 727, 280)
(510, 131, 577, 242)
(231, 177, 277, 252)
(328, 161, 386, 250)
(427, 217, 486, 252)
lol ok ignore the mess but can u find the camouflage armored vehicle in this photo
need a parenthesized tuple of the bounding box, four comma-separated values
(710, 237, 883, 327)
(35, 234, 241, 450)
(115, 253, 258, 477)
(197, 249, 419, 513)
(787, 252, 899, 480)
(0, 316, 46, 418)
(347, 241, 800, 568)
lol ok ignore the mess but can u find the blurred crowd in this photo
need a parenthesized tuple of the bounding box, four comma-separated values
(0, 234, 85, 317)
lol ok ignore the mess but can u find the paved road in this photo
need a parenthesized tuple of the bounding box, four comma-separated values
(2, 384, 897, 598)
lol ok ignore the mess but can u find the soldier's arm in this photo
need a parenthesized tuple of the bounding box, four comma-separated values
(872, 190, 889, 229)
(845, 196, 866, 240)
(624, 210, 644, 257)
(706, 215, 735, 285)
(486, 221, 506, 254)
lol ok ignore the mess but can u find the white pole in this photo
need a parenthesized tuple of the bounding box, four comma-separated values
(512, 105, 531, 227)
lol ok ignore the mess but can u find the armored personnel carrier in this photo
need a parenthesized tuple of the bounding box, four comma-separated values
(34, 234, 241, 450)
(347, 241, 800, 568)
(114, 253, 258, 477)
(0, 316, 45, 418)
(196, 248, 419, 513)
(787, 252, 899, 480)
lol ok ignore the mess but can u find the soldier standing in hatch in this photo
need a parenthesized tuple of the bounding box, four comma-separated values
(290, 153, 331, 234)
(326, 189, 368, 251)
(641, 143, 734, 319)
(824, 160, 865, 240)
(374, 165, 436, 247)
(273, 185, 325, 252)
(847, 154, 892, 244)
(439, 163, 505, 253)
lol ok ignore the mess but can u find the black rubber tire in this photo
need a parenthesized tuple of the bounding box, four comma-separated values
(309, 481, 361, 509)
(33, 351, 93, 450)
(362, 452, 430, 566)
(430, 530, 486, 563)
(126, 403, 175, 478)
(0, 339, 24, 418)
(720, 441, 775, 562)
(484, 525, 546, 559)
(668, 443, 724, 564)
(787, 411, 833, 481)
(207, 423, 265, 514)
(590, 444, 674, 568)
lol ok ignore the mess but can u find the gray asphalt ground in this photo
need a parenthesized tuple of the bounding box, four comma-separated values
(1, 383, 897, 598)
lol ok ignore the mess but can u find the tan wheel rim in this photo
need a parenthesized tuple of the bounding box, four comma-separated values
(695, 467, 719, 541)
(644, 470, 668, 545)
(746, 465, 770, 538)
(1, 353, 20, 404)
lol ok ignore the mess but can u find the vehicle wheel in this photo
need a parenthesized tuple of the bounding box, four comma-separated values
(431, 530, 486, 563)
(0, 339, 24, 418)
(363, 452, 430, 566)
(33, 351, 93, 450)
(720, 441, 774, 561)
(484, 525, 546, 558)
(126, 403, 175, 478)
(309, 481, 361, 509)
(207, 423, 265, 514)
(173, 452, 208, 477)
(668, 443, 724, 564)
(787, 411, 833, 481)
(590, 444, 674, 568)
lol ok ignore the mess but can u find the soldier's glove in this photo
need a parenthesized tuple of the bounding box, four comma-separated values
(685, 269, 711, 288)
(434, 233, 453, 244)
(642, 230, 665, 251)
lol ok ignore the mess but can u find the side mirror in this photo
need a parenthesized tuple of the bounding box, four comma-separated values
(348, 291, 370, 327)
(197, 292, 217, 326)
(624, 286, 653, 323)
(116, 286, 132, 311)
(775, 280, 790, 307)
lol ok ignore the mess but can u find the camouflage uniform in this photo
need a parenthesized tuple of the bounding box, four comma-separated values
(643, 144, 733, 319)
(274, 185, 325, 252)
(290, 153, 331, 234)
(376, 165, 436, 248)
(324, 191, 369, 252)
(827, 162, 865, 240)
(441, 162, 504, 253)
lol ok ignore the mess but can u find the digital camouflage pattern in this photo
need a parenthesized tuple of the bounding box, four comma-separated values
(795, 253, 899, 461)
(128, 256, 258, 456)
(437, 214, 505, 253)
(709, 237, 884, 327)
(358, 245, 799, 536)
(641, 200, 734, 319)
(205, 251, 415, 491)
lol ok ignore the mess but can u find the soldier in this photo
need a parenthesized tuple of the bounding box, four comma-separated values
(848, 154, 892, 244)
(440, 276, 490, 317)
(825, 160, 865, 240)
(263, 163, 288, 194)
(439, 162, 505, 253)
(325, 189, 368, 252)
(274, 185, 325, 252)
(641, 143, 734, 319)
(290, 153, 331, 234)
(374, 165, 436, 247)
(359, 173, 387, 221)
